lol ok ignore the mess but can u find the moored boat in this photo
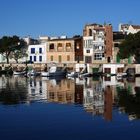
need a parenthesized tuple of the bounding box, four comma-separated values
(41, 64, 67, 77)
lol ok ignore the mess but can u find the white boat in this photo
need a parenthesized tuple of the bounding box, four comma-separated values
(41, 64, 66, 77)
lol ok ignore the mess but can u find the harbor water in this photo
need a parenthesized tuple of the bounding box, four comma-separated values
(0, 75, 140, 140)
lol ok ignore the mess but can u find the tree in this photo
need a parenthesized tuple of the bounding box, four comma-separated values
(118, 31, 140, 63)
(10, 49, 28, 63)
(0, 35, 27, 63)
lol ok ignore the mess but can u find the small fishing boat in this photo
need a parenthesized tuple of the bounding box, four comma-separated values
(41, 64, 66, 77)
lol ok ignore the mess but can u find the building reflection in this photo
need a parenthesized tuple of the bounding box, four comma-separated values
(82, 77, 124, 121)
(47, 79, 75, 104)
(0, 75, 140, 121)
(83, 78, 105, 116)
(28, 76, 140, 121)
(28, 77, 47, 102)
(75, 83, 83, 104)
(104, 86, 113, 121)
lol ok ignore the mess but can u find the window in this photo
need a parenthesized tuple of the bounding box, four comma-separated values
(30, 56, 32, 61)
(86, 50, 90, 53)
(84, 40, 86, 48)
(58, 43, 62, 47)
(57, 43, 63, 52)
(114, 43, 119, 47)
(58, 55, 62, 63)
(107, 57, 111, 63)
(89, 29, 92, 36)
(85, 56, 92, 63)
(39, 56, 42, 62)
(66, 43, 71, 52)
(34, 56, 36, 61)
(49, 44, 54, 50)
(66, 43, 71, 47)
(117, 68, 123, 73)
(39, 48, 42, 53)
(31, 48, 35, 54)
(67, 55, 70, 61)
(50, 56, 53, 61)
(94, 53, 104, 60)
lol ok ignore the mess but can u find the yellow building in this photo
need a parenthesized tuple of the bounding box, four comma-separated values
(46, 37, 76, 68)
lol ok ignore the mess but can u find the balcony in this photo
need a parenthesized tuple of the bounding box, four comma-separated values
(57, 47, 64, 52)
(93, 45, 105, 52)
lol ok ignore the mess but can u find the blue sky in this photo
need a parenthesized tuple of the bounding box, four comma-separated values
(0, 0, 140, 38)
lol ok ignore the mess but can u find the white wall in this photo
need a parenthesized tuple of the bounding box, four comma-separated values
(103, 64, 124, 74)
(128, 26, 140, 34)
(28, 43, 47, 63)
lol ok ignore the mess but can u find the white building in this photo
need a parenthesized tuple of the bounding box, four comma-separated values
(28, 43, 47, 63)
(103, 64, 125, 75)
(119, 24, 140, 34)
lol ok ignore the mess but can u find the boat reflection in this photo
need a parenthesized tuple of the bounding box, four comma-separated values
(0, 75, 140, 121)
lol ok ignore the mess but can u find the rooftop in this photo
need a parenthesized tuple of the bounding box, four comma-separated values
(131, 25, 140, 29)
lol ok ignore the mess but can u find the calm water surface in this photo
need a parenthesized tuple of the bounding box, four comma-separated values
(0, 75, 140, 140)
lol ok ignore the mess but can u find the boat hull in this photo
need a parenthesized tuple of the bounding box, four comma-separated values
(41, 71, 66, 77)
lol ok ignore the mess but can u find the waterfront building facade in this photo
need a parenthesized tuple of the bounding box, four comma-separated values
(83, 23, 113, 64)
(46, 36, 82, 69)
(28, 43, 47, 64)
(46, 37, 75, 67)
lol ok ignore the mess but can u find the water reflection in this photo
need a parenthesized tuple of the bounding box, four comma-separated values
(28, 77, 47, 102)
(0, 75, 140, 121)
(0, 75, 28, 105)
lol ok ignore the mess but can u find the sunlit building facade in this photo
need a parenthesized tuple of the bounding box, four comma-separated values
(83, 23, 113, 64)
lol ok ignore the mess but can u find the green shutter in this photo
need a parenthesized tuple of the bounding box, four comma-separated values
(128, 56, 131, 64)
(116, 54, 120, 63)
